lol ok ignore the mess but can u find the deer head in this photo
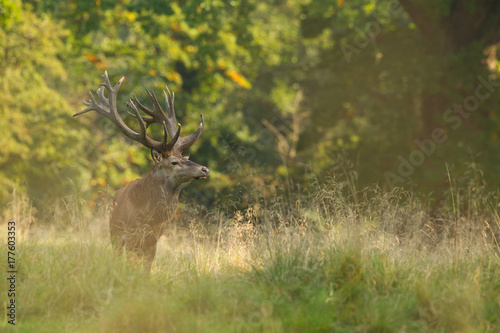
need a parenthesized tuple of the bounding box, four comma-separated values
(74, 71, 209, 190)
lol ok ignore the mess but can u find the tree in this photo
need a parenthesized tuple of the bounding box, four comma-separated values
(0, 5, 88, 205)
(293, 0, 500, 192)
(398, 0, 500, 135)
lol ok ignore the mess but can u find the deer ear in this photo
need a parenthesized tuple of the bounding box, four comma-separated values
(151, 149, 163, 165)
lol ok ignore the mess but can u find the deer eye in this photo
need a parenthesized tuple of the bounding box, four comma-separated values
(171, 161, 179, 165)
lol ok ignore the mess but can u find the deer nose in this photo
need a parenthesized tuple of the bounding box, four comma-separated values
(201, 167, 209, 176)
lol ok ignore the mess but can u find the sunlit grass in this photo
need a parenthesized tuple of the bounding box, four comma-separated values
(1, 185, 500, 332)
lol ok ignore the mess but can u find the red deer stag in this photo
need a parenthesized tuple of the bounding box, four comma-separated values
(74, 72, 209, 269)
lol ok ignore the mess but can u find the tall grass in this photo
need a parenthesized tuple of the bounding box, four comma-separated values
(1, 179, 500, 332)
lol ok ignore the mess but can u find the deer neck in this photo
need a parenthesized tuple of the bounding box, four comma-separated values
(146, 166, 184, 199)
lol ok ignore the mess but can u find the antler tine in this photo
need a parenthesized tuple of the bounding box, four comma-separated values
(162, 84, 204, 155)
(162, 87, 178, 138)
(164, 85, 175, 114)
(173, 114, 205, 154)
(163, 123, 181, 153)
(164, 85, 175, 118)
(146, 89, 163, 112)
(142, 88, 176, 140)
(126, 99, 148, 138)
(101, 71, 124, 116)
(132, 94, 156, 117)
(75, 91, 99, 117)
(145, 90, 169, 123)
(127, 94, 157, 128)
(126, 111, 156, 128)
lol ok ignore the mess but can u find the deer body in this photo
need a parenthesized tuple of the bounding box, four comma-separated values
(75, 72, 209, 269)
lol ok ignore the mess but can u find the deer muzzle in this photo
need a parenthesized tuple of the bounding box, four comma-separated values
(195, 167, 209, 180)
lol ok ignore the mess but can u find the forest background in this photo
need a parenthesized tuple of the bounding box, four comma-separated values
(2, 0, 500, 216)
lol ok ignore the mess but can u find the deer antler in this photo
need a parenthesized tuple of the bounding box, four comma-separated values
(128, 86, 204, 155)
(74, 71, 180, 154)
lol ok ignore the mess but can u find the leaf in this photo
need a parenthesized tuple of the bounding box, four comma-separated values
(225, 70, 252, 89)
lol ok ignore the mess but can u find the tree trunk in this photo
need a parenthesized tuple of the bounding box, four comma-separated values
(399, 0, 500, 137)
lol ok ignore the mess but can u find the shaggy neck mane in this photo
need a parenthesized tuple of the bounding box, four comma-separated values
(130, 167, 180, 210)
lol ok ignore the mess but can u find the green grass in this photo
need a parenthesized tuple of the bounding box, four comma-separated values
(1, 186, 500, 332)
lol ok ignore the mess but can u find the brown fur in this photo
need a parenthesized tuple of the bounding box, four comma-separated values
(109, 154, 208, 270)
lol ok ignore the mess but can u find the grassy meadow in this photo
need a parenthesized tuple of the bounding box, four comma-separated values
(1, 182, 500, 333)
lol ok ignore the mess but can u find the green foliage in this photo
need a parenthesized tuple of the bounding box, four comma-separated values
(0, 8, 78, 203)
(0, 0, 21, 28)
(3, 0, 500, 210)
